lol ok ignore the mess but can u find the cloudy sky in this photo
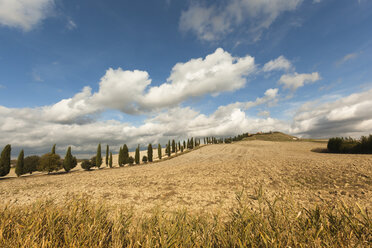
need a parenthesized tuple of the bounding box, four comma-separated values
(0, 0, 372, 156)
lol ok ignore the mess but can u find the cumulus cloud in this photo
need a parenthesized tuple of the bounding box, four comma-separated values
(263, 55, 293, 72)
(0, 101, 288, 156)
(291, 89, 372, 138)
(0, 0, 54, 31)
(180, 0, 302, 41)
(142, 48, 256, 109)
(36, 48, 256, 123)
(279, 72, 320, 91)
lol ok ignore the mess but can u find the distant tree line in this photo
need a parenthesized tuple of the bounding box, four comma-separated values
(327, 135, 372, 154)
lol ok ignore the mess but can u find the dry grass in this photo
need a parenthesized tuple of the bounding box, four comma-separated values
(1, 140, 371, 214)
(1, 140, 372, 246)
(0, 192, 370, 247)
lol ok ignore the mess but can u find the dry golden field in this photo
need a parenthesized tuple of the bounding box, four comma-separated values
(1, 140, 371, 215)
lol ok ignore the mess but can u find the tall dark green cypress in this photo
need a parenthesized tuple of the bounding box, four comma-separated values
(0, 144, 11, 177)
(158, 144, 162, 160)
(15, 149, 24, 177)
(187, 139, 190, 149)
(109, 152, 113, 168)
(171, 140, 176, 153)
(118, 147, 123, 166)
(106, 145, 109, 166)
(167, 140, 171, 157)
(178, 141, 181, 150)
(63, 146, 73, 172)
(148, 144, 153, 162)
(190, 137, 194, 149)
(96, 144, 102, 168)
(135, 145, 140, 165)
(123, 144, 129, 165)
(51, 144, 56, 154)
(183, 141, 186, 150)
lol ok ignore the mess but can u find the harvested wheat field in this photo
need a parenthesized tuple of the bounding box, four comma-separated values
(1, 140, 371, 215)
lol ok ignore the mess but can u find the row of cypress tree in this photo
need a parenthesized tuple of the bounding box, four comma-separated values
(0, 136, 219, 177)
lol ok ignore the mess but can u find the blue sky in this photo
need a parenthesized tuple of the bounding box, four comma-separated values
(0, 0, 372, 155)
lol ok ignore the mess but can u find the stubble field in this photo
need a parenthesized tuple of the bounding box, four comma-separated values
(1, 140, 371, 214)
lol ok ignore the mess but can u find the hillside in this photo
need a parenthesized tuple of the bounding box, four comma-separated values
(243, 131, 298, 141)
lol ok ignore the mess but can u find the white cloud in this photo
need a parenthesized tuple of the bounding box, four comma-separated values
(263, 55, 293, 72)
(279, 72, 320, 91)
(180, 0, 302, 41)
(0, 102, 288, 156)
(35, 48, 256, 123)
(141, 48, 256, 109)
(291, 89, 372, 138)
(0, 0, 54, 31)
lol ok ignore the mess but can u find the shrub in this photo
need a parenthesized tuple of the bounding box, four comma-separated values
(128, 156, 134, 165)
(90, 156, 97, 167)
(38, 153, 62, 173)
(327, 137, 343, 153)
(24, 155, 39, 174)
(81, 160, 92, 171)
(142, 156, 148, 163)
(327, 135, 372, 154)
(0, 144, 11, 177)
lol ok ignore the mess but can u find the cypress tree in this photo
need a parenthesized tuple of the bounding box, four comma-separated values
(187, 139, 190, 149)
(148, 144, 153, 162)
(123, 144, 129, 165)
(158, 144, 162, 160)
(190, 137, 194, 149)
(167, 140, 171, 157)
(96, 144, 102, 168)
(15, 149, 24, 177)
(172, 140, 176, 153)
(109, 152, 113, 168)
(183, 141, 186, 150)
(0, 144, 11, 177)
(118, 147, 123, 166)
(63, 146, 73, 172)
(178, 141, 181, 151)
(106, 145, 109, 166)
(181, 146, 184, 152)
(51, 144, 56, 154)
(135, 145, 140, 165)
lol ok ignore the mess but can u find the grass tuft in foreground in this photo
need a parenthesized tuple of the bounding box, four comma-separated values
(0, 192, 370, 247)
